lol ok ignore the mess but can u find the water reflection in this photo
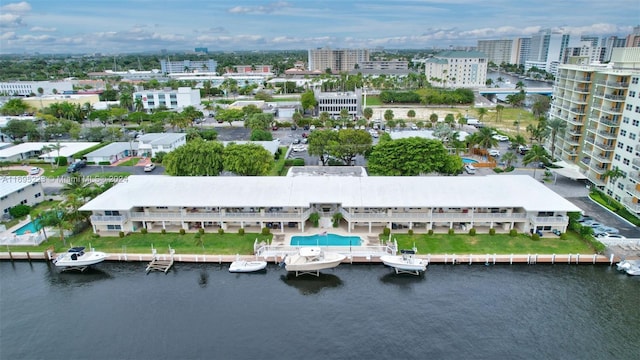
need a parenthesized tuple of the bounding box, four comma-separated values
(280, 272, 343, 295)
(45, 265, 112, 287)
(379, 271, 425, 290)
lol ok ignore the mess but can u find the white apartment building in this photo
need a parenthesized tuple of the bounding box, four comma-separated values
(160, 59, 218, 74)
(477, 40, 517, 65)
(548, 48, 640, 215)
(314, 88, 363, 118)
(137, 133, 186, 158)
(0, 81, 73, 96)
(308, 48, 369, 72)
(133, 87, 200, 111)
(0, 177, 45, 216)
(425, 51, 487, 88)
(358, 60, 408, 71)
(526, 29, 572, 75)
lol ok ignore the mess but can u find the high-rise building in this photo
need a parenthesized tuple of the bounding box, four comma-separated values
(477, 40, 516, 65)
(515, 37, 531, 66)
(547, 48, 640, 214)
(425, 51, 487, 88)
(603, 36, 627, 62)
(307, 48, 369, 72)
(527, 29, 572, 74)
(626, 26, 640, 47)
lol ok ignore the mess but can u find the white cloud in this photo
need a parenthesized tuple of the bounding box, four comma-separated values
(228, 1, 291, 14)
(1, 1, 32, 13)
(30, 26, 56, 32)
(0, 13, 26, 28)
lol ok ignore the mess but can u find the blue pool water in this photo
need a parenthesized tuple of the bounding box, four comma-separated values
(291, 233, 361, 246)
(12, 220, 40, 235)
(462, 157, 478, 164)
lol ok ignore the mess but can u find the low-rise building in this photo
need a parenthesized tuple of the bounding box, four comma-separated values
(137, 133, 186, 158)
(85, 142, 138, 165)
(133, 87, 200, 111)
(425, 50, 488, 88)
(314, 88, 363, 118)
(0, 177, 44, 216)
(0, 81, 73, 96)
(80, 174, 580, 236)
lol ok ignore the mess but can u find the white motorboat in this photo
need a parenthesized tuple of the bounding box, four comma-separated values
(54, 247, 107, 271)
(380, 249, 427, 275)
(284, 247, 345, 276)
(229, 257, 267, 273)
(616, 260, 640, 276)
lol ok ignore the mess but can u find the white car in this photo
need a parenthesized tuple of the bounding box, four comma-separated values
(492, 134, 509, 141)
(29, 167, 40, 175)
(464, 164, 476, 174)
(598, 233, 626, 239)
(292, 145, 307, 152)
(410, 124, 418, 130)
(144, 163, 156, 172)
(488, 149, 500, 157)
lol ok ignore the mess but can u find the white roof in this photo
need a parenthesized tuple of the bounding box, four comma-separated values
(85, 142, 137, 157)
(80, 175, 582, 213)
(0, 177, 41, 197)
(0, 142, 98, 159)
(221, 140, 280, 155)
(138, 133, 185, 145)
(550, 160, 588, 180)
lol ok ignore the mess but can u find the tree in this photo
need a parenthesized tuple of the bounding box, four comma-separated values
(407, 110, 416, 119)
(384, 109, 394, 122)
(473, 127, 499, 151)
(603, 166, 625, 185)
(522, 145, 550, 178)
(307, 129, 339, 165)
(217, 108, 245, 126)
(367, 137, 462, 175)
(250, 129, 273, 141)
(546, 117, 567, 160)
(119, 92, 133, 111)
(0, 98, 30, 116)
(495, 104, 505, 122)
(1, 119, 38, 141)
(223, 143, 274, 176)
(39, 207, 71, 245)
(363, 107, 373, 121)
(506, 91, 526, 107)
(134, 97, 145, 112)
(476, 107, 488, 122)
(242, 104, 262, 118)
(245, 112, 273, 131)
(326, 129, 372, 165)
(429, 113, 438, 125)
(531, 95, 551, 118)
(163, 139, 224, 176)
(181, 106, 204, 126)
(444, 113, 455, 128)
(48, 142, 66, 168)
(300, 91, 317, 115)
(501, 151, 517, 169)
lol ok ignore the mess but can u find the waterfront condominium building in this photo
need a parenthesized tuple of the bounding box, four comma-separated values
(308, 48, 369, 72)
(477, 40, 517, 65)
(548, 48, 640, 215)
(515, 37, 532, 66)
(160, 59, 218, 74)
(425, 51, 487, 88)
(526, 29, 572, 75)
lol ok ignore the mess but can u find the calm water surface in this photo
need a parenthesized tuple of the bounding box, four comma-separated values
(1, 261, 639, 360)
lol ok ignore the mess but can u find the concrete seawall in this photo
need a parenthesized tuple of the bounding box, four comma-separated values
(0, 251, 618, 266)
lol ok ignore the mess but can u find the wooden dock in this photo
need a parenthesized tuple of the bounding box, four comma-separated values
(145, 257, 174, 274)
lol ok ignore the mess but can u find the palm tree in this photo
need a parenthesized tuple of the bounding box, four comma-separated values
(603, 166, 625, 185)
(495, 105, 504, 122)
(474, 127, 498, 152)
(39, 207, 71, 246)
(476, 108, 488, 122)
(522, 145, 550, 178)
(134, 97, 145, 112)
(501, 151, 517, 169)
(48, 142, 65, 168)
(546, 117, 567, 160)
(429, 113, 438, 126)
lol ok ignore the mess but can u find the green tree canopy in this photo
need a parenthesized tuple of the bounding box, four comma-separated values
(163, 139, 224, 176)
(367, 137, 462, 176)
(326, 129, 373, 165)
(307, 129, 339, 165)
(216, 108, 245, 125)
(245, 112, 274, 131)
(250, 129, 273, 141)
(1, 119, 39, 141)
(223, 143, 274, 176)
(0, 98, 31, 116)
(300, 91, 317, 114)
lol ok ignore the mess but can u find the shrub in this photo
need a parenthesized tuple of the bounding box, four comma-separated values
(141, 228, 148, 235)
(198, 228, 205, 235)
(382, 227, 391, 236)
(238, 228, 245, 235)
(8, 204, 30, 218)
(218, 228, 224, 235)
(161, 229, 166, 234)
(309, 212, 320, 227)
(179, 228, 186, 235)
(468, 228, 476, 236)
(55, 157, 68, 166)
(261, 227, 270, 235)
(428, 229, 434, 236)
(407, 229, 413, 236)
(493, 168, 504, 173)
(448, 228, 455, 235)
(531, 233, 540, 241)
(194, 232, 201, 239)
(489, 228, 496, 236)
(118, 231, 125, 238)
(509, 229, 518, 237)
(99, 161, 111, 165)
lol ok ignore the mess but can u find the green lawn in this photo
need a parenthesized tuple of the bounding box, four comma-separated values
(364, 96, 382, 106)
(0, 170, 28, 175)
(391, 232, 594, 254)
(116, 158, 140, 166)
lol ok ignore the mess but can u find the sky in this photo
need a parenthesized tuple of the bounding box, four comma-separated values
(0, 0, 638, 54)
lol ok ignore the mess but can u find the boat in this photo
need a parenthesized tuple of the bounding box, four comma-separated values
(380, 249, 427, 275)
(616, 259, 640, 276)
(283, 247, 346, 276)
(53, 247, 107, 271)
(229, 256, 267, 273)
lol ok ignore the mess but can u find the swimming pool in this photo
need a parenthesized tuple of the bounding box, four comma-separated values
(12, 220, 41, 235)
(462, 157, 478, 164)
(290, 233, 361, 246)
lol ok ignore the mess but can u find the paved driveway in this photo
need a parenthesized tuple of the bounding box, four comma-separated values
(567, 197, 640, 238)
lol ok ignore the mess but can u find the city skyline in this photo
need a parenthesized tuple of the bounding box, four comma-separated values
(0, 0, 638, 54)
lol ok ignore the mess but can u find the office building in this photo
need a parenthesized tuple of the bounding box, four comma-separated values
(314, 88, 363, 118)
(160, 59, 218, 74)
(0, 81, 73, 96)
(425, 51, 487, 88)
(548, 48, 640, 214)
(133, 87, 201, 111)
(308, 48, 369, 72)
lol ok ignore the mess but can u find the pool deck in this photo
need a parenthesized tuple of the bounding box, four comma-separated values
(0, 217, 50, 246)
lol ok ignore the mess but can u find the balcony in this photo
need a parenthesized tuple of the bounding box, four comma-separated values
(599, 118, 620, 127)
(593, 142, 614, 151)
(625, 183, 640, 198)
(567, 117, 584, 125)
(584, 137, 595, 145)
(592, 153, 612, 163)
(573, 87, 589, 93)
(630, 171, 640, 182)
(590, 166, 608, 175)
(597, 130, 617, 139)
(633, 158, 640, 167)
(530, 216, 568, 224)
(568, 107, 586, 115)
(596, 80, 628, 88)
(90, 215, 126, 224)
(604, 94, 625, 101)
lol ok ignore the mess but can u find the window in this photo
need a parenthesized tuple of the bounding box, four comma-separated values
(621, 130, 627, 136)
(623, 159, 630, 165)
(630, 133, 636, 140)
(607, 189, 613, 196)
(632, 77, 639, 84)
(623, 117, 630, 124)
(615, 154, 621, 161)
(630, 91, 636, 97)
(106, 225, 122, 230)
(34, 193, 41, 198)
(615, 195, 621, 201)
(617, 183, 624, 190)
(627, 146, 633, 153)
(633, 119, 639, 126)
(626, 104, 633, 110)
(617, 142, 624, 149)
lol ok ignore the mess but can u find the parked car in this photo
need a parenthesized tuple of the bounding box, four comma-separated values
(518, 145, 530, 155)
(292, 138, 301, 144)
(29, 167, 40, 175)
(66, 160, 86, 173)
(492, 134, 509, 141)
(597, 233, 626, 239)
(488, 149, 500, 157)
(464, 164, 476, 174)
(593, 226, 619, 235)
(301, 138, 308, 144)
(144, 163, 156, 172)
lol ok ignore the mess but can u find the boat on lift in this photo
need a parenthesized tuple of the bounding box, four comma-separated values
(380, 249, 428, 275)
(616, 259, 640, 276)
(284, 247, 345, 276)
(53, 247, 107, 271)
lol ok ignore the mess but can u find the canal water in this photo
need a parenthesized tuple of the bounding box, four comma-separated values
(1, 261, 638, 360)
